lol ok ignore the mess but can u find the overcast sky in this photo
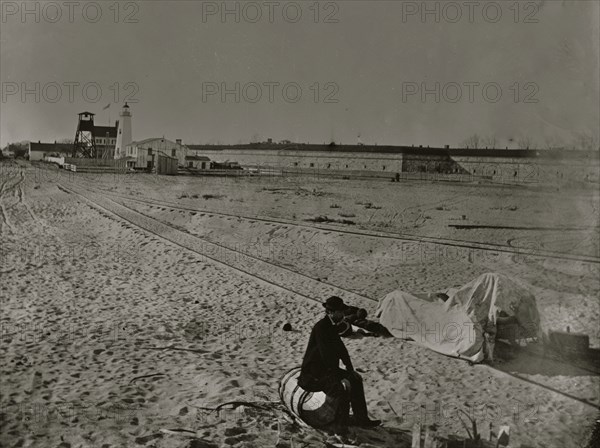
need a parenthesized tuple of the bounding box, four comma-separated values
(1, 0, 598, 148)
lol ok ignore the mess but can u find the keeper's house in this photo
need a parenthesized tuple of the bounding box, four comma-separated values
(94, 124, 118, 159)
(28, 142, 73, 161)
(124, 138, 189, 170)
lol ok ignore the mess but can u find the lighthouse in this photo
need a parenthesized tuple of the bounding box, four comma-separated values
(114, 103, 132, 159)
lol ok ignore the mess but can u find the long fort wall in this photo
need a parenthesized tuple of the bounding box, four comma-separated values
(190, 147, 599, 186)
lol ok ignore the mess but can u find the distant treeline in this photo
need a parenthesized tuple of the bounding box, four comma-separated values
(2, 142, 29, 158)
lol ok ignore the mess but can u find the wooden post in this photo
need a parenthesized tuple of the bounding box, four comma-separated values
(424, 425, 438, 448)
(412, 423, 422, 448)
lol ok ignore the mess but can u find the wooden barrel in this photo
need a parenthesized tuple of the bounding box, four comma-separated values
(279, 367, 341, 428)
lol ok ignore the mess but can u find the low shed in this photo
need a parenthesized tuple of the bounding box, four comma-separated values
(157, 154, 178, 175)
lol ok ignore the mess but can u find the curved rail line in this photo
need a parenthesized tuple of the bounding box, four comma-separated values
(68, 177, 600, 265)
(0, 165, 22, 234)
(57, 182, 375, 309)
(58, 182, 600, 413)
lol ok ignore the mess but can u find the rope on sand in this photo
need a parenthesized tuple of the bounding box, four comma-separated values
(129, 373, 166, 384)
(189, 400, 283, 414)
(185, 399, 341, 445)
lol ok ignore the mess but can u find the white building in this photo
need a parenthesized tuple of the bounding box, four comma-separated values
(125, 137, 188, 170)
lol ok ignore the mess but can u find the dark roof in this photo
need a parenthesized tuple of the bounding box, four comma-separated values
(29, 142, 72, 154)
(187, 143, 599, 160)
(130, 137, 187, 147)
(93, 125, 117, 138)
(185, 155, 211, 161)
(157, 153, 177, 160)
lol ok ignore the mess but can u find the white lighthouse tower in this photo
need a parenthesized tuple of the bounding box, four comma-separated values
(114, 103, 133, 159)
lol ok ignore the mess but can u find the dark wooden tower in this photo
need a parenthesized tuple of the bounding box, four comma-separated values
(72, 112, 98, 158)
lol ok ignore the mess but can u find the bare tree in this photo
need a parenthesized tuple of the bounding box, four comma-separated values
(481, 135, 497, 149)
(6, 142, 29, 158)
(462, 134, 480, 149)
(544, 135, 564, 150)
(517, 136, 536, 149)
(571, 131, 599, 151)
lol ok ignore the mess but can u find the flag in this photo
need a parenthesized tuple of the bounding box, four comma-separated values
(102, 103, 111, 110)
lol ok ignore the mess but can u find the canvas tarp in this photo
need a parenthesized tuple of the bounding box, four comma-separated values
(375, 272, 541, 362)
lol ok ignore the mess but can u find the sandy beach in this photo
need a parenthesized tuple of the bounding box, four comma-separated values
(1, 161, 598, 448)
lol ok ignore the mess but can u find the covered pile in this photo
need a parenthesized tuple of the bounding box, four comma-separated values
(375, 273, 541, 362)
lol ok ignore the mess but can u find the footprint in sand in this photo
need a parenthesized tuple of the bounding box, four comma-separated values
(227, 379, 241, 389)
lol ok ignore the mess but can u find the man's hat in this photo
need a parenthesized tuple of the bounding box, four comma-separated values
(323, 296, 345, 312)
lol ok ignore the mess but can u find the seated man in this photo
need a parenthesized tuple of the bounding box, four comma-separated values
(298, 296, 381, 433)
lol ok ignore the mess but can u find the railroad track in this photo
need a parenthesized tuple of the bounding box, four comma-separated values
(0, 163, 23, 234)
(57, 181, 600, 413)
(67, 177, 600, 265)
(55, 181, 600, 414)
(57, 182, 377, 309)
